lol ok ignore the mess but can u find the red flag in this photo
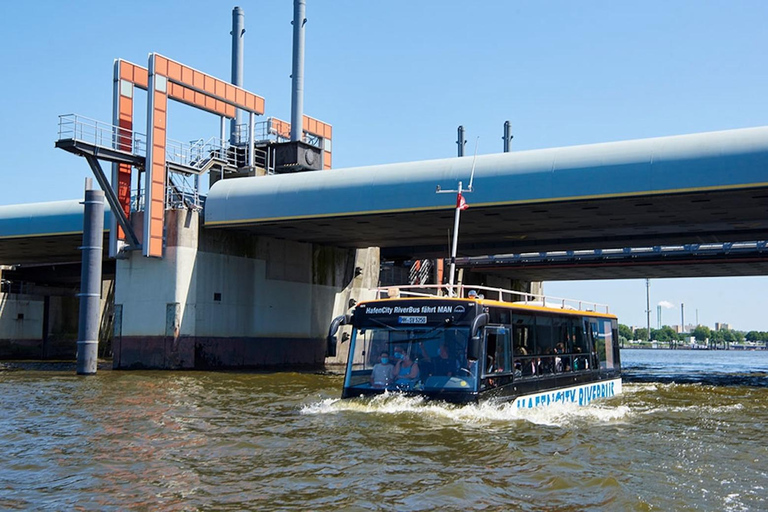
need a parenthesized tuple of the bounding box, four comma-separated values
(457, 193, 469, 210)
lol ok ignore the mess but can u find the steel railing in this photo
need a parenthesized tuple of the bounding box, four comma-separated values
(57, 114, 146, 156)
(374, 283, 610, 314)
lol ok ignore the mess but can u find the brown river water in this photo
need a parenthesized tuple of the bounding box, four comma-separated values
(0, 349, 766, 511)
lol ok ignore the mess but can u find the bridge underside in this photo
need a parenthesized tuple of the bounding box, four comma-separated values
(458, 246, 768, 281)
(211, 186, 768, 260)
(0, 233, 109, 266)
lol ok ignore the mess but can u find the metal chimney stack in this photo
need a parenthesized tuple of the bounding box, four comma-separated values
(230, 6, 245, 144)
(457, 126, 466, 157)
(503, 120, 513, 152)
(291, 0, 306, 141)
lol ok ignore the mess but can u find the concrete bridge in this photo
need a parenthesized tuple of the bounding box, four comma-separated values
(2, 126, 767, 367)
(205, 126, 768, 259)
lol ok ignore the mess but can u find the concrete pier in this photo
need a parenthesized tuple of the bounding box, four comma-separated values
(112, 209, 379, 369)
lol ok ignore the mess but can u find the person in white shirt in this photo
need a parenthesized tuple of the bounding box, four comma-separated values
(370, 351, 394, 388)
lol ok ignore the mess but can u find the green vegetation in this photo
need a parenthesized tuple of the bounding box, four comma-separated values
(618, 323, 768, 349)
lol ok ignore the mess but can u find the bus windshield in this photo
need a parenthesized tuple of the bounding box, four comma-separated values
(343, 326, 478, 394)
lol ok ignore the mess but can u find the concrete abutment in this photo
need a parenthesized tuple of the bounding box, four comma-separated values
(112, 209, 380, 370)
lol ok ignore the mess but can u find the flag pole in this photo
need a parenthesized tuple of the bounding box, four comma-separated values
(447, 181, 463, 296)
(437, 137, 478, 297)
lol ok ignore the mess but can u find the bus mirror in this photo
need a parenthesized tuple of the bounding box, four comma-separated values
(326, 314, 349, 357)
(326, 336, 337, 357)
(468, 336, 481, 360)
(468, 313, 489, 360)
(471, 313, 489, 337)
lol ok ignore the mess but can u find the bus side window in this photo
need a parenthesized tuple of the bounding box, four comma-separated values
(589, 321, 605, 368)
(600, 319, 618, 369)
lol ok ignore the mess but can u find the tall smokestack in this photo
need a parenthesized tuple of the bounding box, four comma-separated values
(457, 126, 466, 157)
(290, 0, 306, 141)
(230, 6, 245, 143)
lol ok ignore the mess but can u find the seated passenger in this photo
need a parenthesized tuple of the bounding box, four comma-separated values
(432, 345, 459, 377)
(393, 352, 420, 388)
(370, 351, 394, 388)
(538, 349, 555, 374)
(572, 346, 583, 370)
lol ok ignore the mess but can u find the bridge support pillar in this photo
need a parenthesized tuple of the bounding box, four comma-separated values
(325, 247, 380, 371)
(112, 209, 372, 370)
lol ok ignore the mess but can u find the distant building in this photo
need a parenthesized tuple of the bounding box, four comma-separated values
(715, 322, 731, 331)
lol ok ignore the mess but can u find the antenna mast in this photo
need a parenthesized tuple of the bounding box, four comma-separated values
(437, 137, 479, 296)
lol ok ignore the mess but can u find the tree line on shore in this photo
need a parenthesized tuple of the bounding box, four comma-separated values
(618, 324, 768, 345)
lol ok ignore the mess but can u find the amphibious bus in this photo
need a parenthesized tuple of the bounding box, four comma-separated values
(328, 285, 621, 407)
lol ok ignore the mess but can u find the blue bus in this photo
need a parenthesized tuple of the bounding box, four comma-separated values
(328, 286, 621, 407)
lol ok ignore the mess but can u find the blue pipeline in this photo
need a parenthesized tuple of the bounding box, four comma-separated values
(204, 127, 768, 226)
(0, 200, 111, 238)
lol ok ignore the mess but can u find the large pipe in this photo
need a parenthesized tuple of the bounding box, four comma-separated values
(503, 120, 513, 152)
(230, 6, 245, 144)
(290, 0, 306, 141)
(457, 125, 465, 157)
(76, 184, 105, 375)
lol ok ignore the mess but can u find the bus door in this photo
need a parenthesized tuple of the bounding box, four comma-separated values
(481, 325, 512, 388)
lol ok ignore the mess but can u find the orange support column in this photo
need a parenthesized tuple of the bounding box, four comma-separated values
(143, 55, 169, 258)
(110, 61, 136, 256)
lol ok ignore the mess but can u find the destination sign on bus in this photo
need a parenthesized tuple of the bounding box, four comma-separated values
(364, 305, 464, 315)
(355, 300, 475, 328)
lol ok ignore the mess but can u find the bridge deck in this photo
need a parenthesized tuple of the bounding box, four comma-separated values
(204, 126, 768, 257)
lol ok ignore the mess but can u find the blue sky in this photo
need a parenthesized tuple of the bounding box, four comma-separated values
(1, 1, 767, 331)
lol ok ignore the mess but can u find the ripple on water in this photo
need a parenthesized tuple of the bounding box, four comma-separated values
(0, 361, 766, 511)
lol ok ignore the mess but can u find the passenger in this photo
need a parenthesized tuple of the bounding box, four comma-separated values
(370, 351, 394, 388)
(432, 345, 459, 377)
(539, 348, 555, 374)
(393, 352, 420, 388)
(393, 346, 406, 362)
(573, 346, 588, 371)
(554, 343, 564, 372)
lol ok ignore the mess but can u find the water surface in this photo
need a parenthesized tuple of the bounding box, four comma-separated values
(0, 349, 766, 511)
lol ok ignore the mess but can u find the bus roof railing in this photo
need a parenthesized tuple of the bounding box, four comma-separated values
(373, 283, 610, 314)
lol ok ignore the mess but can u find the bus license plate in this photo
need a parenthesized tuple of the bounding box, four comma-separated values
(398, 316, 427, 324)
